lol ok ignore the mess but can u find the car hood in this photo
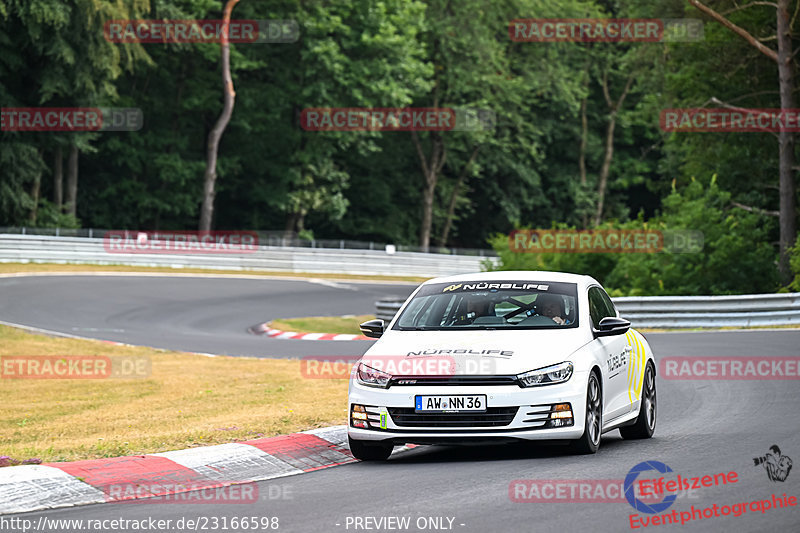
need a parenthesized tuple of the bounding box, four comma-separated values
(363, 328, 592, 376)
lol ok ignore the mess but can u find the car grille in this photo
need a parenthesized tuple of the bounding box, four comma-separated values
(387, 407, 519, 427)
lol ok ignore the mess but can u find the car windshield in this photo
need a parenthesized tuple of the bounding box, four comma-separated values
(393, 281, 578, 330)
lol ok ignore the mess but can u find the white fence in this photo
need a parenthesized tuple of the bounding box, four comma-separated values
(612, 293, 800, 328)
(0, 234, 495, 278)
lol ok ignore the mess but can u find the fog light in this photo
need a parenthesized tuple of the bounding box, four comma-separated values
(551, 403, 573, 419)
(351, 404, 369, 428)
(545, 402, 573, 428)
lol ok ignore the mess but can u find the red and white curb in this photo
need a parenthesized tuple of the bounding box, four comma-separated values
(250, 323, 373, 341)
(0, 426, 399, 516)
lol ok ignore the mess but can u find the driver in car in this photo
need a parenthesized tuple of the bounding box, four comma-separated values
(455, 295, 494, 324)
(536, 293, 567, 325)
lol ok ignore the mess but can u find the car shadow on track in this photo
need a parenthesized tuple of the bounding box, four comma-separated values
(385, 435, 632, 464)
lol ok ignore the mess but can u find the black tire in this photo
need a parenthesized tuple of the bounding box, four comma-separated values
(571, 372, 602, 454)
(348, 436, 393, 461)
(620, 362, 657, 440)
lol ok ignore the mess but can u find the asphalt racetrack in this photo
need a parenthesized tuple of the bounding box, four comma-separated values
(0, 273, 415, 357)
(2, 273, 799, 532)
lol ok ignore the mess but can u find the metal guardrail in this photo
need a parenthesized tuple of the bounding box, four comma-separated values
(375, 293, 800, 328)
(0, 234, 496, 278)
(613, 293, 800, 328)
(0, 227, 496, 257)
(376, 298, 408, 322)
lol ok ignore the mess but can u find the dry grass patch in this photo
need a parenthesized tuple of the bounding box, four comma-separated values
(0, 262, 427, 283)
(0, 325, 350, 463)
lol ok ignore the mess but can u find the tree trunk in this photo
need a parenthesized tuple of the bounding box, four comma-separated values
(579, 94, 590, 228)
(53, 146, 63, 211)
(412, 131, 446, 251)
(420, 179, 436, 250)
(29, 156, 41, 224)
(579, 61, 590, 187)
(776, 0, 796, 283)
(439, 146, 479, 246)
(593, 71, 633, 226)
(65, 144, 78, 218)
(199, 0, 241, 231)
(593, 113, 617, 226)
(687, 0, 797, 283)
(579, 96, 588, 187)
(284, 212, 299, 238)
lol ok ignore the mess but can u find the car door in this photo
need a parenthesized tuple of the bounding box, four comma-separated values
(587, 286, 631, 423)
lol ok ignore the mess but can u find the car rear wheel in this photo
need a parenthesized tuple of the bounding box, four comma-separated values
(620, 362, 656, 439)
(348, 436, 393, 461)
(571, 372, 602, 454)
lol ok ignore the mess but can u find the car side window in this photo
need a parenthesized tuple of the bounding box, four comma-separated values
(588, 287, 615, 328)
(598, 288, 617, 319)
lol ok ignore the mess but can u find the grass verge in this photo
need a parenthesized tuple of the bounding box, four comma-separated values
(0, 324, 350, 463)
(0, 262, 427, 283)
(267, 315, 375, 335)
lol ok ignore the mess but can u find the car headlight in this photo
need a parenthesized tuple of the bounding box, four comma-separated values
(356, 362, 391, 388)
(517, 361, 573, 387)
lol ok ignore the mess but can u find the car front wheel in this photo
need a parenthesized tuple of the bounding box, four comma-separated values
(620, 361, 656, 440)
(571, 372, 602, 454)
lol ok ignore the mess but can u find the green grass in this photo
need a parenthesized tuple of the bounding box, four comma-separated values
(0, 324, 350, 463)
(268, 315, 375, 335)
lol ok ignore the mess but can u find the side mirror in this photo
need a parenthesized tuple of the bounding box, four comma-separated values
(359, 319, 385, 339)
(594, 316, 631, 337)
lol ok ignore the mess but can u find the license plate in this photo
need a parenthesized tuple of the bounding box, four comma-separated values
(415, 395, 486, 413)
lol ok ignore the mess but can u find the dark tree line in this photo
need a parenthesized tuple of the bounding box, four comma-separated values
(1, 0, 798, 289)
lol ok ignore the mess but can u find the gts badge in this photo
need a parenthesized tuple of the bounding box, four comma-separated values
(608, 351, 627, 374)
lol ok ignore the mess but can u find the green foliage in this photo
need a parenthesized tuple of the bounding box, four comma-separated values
(488, 177, 779, 295)
(0, 142, 42, 224)
(0, 0, 151, 225)
(606, 176, 778, 295)
(32, 200, 81, 229)
(485, 223, 619, 286)
(789, 235, 800, 292)
(0, 0, 792, 294)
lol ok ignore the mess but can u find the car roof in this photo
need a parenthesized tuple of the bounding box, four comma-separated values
(423, 270, 599, 289)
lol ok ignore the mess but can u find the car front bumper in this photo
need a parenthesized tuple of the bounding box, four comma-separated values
(347, 371, 589, 444)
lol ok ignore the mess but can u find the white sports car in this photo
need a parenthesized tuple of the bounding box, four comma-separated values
(347, 271, 656, 460)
